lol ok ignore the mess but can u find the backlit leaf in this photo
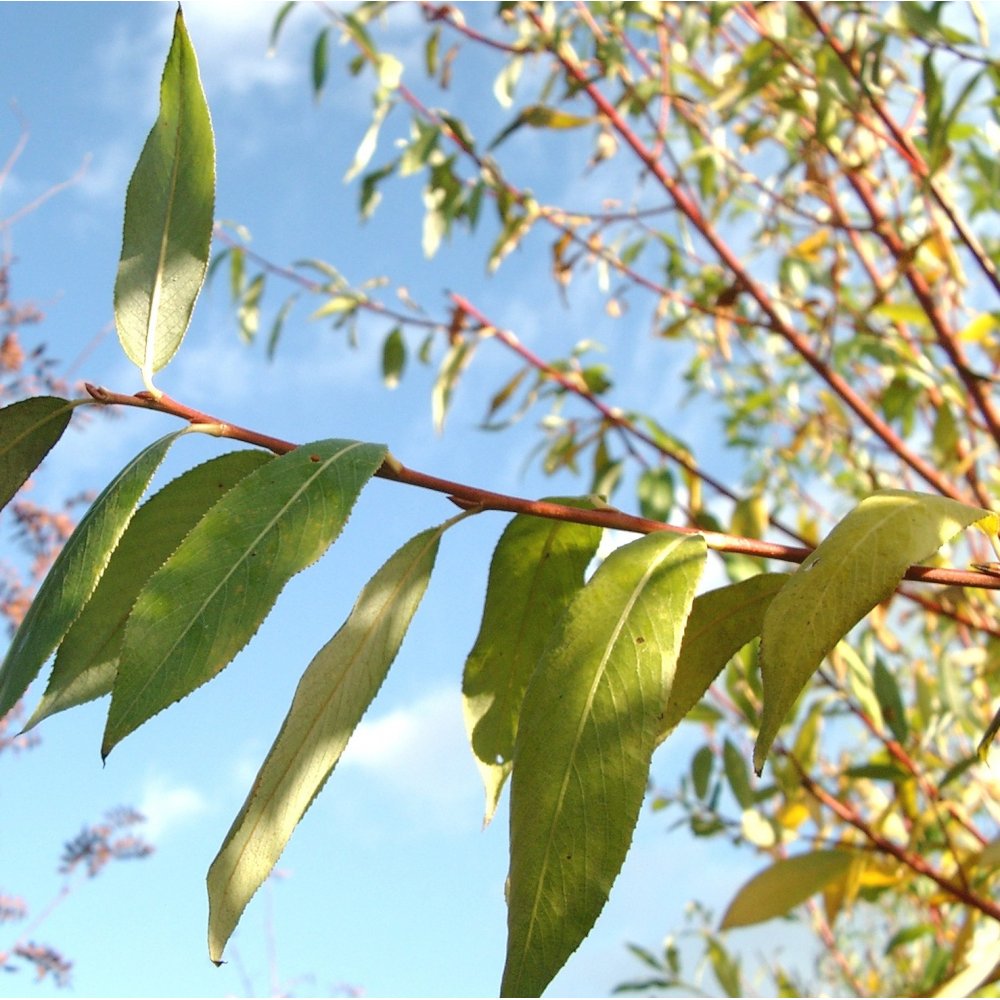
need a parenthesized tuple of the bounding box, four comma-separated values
(0, 396, 75, 511)
(502, 531, 705, 997)
(462, 501, 602, 825)
(720, 850, 855, 929)
(754, 491, 998, 773)
(114, 8, 215, 385)
(102, 439, 387, 756)
(0, 432, 182, 719)
(207, 520, 449, 964)
(659, 574, 787, 740)
(27, 450, 273, 728)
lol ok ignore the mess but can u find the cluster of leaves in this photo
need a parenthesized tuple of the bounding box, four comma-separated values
(223, 2, 1000, 995)
(3, 3, 1000, 997)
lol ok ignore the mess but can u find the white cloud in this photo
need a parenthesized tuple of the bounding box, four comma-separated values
(137, 771, 209, 842)
(339, 686, 481, 820)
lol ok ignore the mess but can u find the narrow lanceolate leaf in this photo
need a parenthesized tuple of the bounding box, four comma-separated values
(102, 439, 387, 757)
(27, 450, 273, 729)
(502, 531, 706, 998)
(207, 521, 450, 964)
(0, 396, 74, 510)
(462, 501, 602, 826)
(0, 432, 182, 719)
(754, 490, 999, 774)
(114, 7, 214, 384)
(659, 573, 787, 742)
(719, 850, 855, 930)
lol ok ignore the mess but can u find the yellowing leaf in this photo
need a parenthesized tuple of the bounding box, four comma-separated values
(792, 228, 830, 262)
(659, 574, 787, 740)
(959, 313, 999, 343)
(720, 850, 855, 929)
(754, 490, 998, 773)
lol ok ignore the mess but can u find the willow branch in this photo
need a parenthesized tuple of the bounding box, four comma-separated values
(82, 383, 1000, 592)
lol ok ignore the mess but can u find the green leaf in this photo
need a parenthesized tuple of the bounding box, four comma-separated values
(462, 501, 602, 825)
(26, 450, 274, 729)
(719, 850, 855, 930)
(637, 467, 674, 523)
(207, 521, 449, 964)
(102, 439, 387, 757)
(722, 738, 753, 810)
(114, 8, 215, 386)
(754, 490, 998, 773)
(502, 531, 706, 997)
(311, 27, 330, 100)
(0, 432, 182, 719)
(381, 326, 406, 389)
(659, 573, 787, 740)
(0, 396, 75, 511)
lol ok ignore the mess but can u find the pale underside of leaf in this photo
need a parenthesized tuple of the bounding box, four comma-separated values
(27, 449, 274, 729)
(755, 489, 999, 773)
(114, 7, 215, 383)
(102, 439, 386, 757)
(207, 522, 448, 964)
(502, 531, 706, 998)
(0, 396, 75, 511)
(0, 432, 182, 720)
(462, 501, 602, 825)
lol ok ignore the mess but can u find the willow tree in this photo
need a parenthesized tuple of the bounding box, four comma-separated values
(2, 3, 999, 996)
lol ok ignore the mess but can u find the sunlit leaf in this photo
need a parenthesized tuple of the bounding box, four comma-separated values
(462, 501, 601, 825)
(0, 396, 75, 511)
(102, 439, 387, 757)
(26, 450, 273, 728)
(207, 520, 450, 964)
(720, 850, 855, 929)
(755, 491, 998, 773)
(0, 432, 183, 719)
(114, 8, 215, 386)
(659, 574, 787, 740)
(502, 531, 705, 997)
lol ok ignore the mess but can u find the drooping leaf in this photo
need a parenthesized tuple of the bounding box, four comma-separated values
(754, 490, 998, 773)
(26, 450, 274, 728)
(0, 432, 183, 719)
(0, 396, 75, 511)
(102, 439, 387, 757)
(207, 520, 451, 964)
(720, 850, 856, 930)
(502, 531, 706, 998)
(462, 501, 602, 825)
(114, 7, 215, 385)
(659, 573, 787, 741)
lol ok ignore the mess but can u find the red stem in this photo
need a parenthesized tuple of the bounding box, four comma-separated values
(81, 383, 1000, 592)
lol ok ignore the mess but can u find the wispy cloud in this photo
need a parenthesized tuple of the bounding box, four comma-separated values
(137, 770, 209, 842)
(339, 686, 481, 823)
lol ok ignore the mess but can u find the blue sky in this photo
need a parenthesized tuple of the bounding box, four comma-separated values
(0, 4, 789, 997)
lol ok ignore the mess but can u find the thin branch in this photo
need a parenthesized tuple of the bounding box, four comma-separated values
(81, 383, 1000, 591)
(533, 9, 973, 504)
